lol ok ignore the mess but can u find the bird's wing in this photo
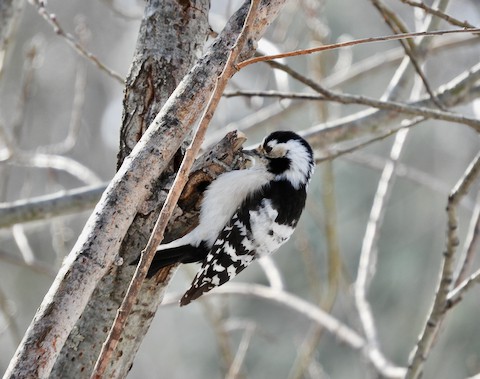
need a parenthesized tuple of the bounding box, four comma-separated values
(180, 192, 269, 306)
(180, 210, 256, 305)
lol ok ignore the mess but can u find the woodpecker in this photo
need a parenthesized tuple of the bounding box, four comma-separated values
(145, 131, 314, 305)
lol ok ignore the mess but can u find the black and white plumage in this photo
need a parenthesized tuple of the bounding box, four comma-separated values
(147, 131, 314, 306)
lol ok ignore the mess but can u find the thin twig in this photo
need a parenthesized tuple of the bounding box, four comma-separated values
(406, 151, 480, 379)
(237, 28, 480, 69)
(316, 118, 424, 163)
(223, 88, 480, 131)
(4, 152, 102, 185)
(89, 1, 261, 377)
(447, 268, 480, 309)
(197, 283, 407, 378)
(210, 35, 478, 151)
(258, 256, 284, 291)
(325, 34, 479, 88)
(0, 183, 106, 228)
(371, 0, 445, 109)
(28, 0, 124, 84)
(12, 224, 36, 264)
(453, 193, 480, 286)
(399, 0, 477, 29)
(355, 129, 408, 349)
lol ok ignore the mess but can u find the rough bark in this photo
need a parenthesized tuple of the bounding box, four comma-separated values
(117, 0, 209, 167)
(4, 1, 288, 378)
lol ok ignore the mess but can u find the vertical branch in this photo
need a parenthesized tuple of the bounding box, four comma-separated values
(354, 128, 408, 349)
(406, 151, 480, 379)
(354, 1, 452, 373)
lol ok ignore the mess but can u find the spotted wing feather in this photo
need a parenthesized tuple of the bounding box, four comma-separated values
(180, 180, 306, 306)
(180, 210, 256, 306)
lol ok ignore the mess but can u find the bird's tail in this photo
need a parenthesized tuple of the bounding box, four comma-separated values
(131, 241, 209, 278)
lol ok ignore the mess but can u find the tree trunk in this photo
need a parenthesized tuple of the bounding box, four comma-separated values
(51, 1, 210, 377)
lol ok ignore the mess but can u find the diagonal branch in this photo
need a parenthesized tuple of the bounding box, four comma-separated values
(399, 0, 477, 29)
(406, 151, 480, 379)
(28, 0, 124, 84)
(237, 28, 480, 69)
(90, 1, 261, 376)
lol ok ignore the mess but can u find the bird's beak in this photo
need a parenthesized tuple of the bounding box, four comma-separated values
(242, 148, 259, 157)
(242, 146, 268, 168)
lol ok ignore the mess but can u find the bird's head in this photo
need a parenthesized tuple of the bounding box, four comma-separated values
(243, 131, 314, 189)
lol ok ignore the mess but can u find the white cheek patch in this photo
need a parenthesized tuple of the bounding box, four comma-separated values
(270, 145, 286, 158)
(275, 140, 314, 189)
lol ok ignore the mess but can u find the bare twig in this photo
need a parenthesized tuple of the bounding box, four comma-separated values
(332, 34, 478, 87)
(346, 147, 468, 204)
(354, 128, 408, 349)
(211, 35, 478, 151)
(453, 193, 480, 286)
(258, 256, 284, 291)
(4, 152, 102, 185)
(223, 87, 480, 131)
(12, 224, 36, 264)
(0, 183, 106, 228)
(406, 151, 480, 379)
(28, 0, 124, 84)
(237, 28, 480, 69)
(90, 1, 261, 377)
(196, 283, 407, 378)
(399, 0, 476, 29)
(447, 268, 480, 309)
(371, 0, 445, 109)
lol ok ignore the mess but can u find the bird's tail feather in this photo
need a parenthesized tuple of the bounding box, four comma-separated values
(131, 242, 209, 278)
